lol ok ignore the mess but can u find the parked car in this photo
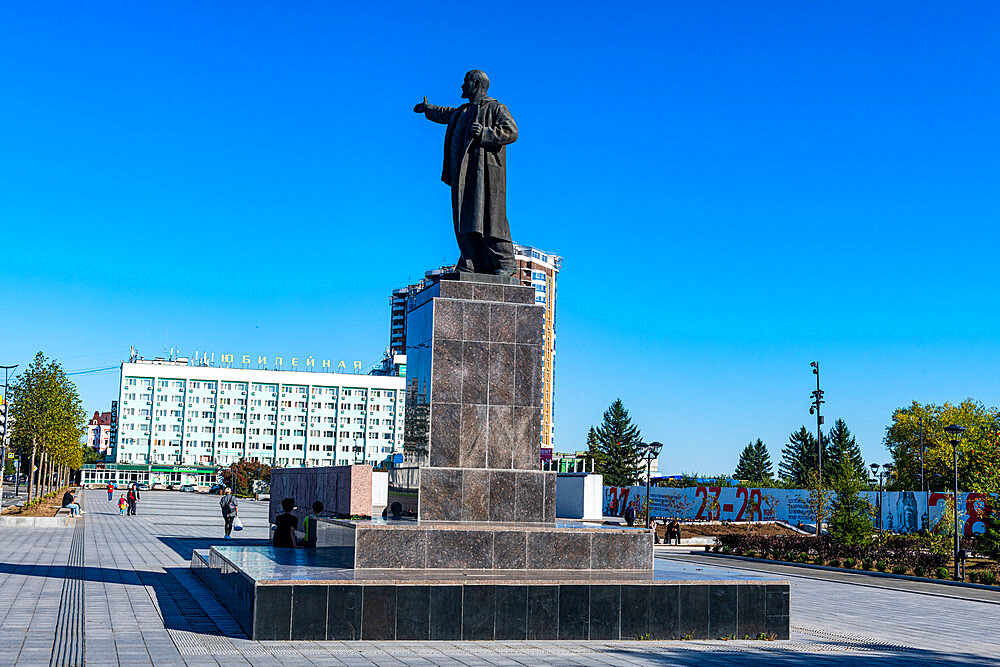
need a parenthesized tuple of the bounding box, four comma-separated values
(136, 483, 150, 491)
(209, 483, 225, 493)
(179, 484, 196, 493)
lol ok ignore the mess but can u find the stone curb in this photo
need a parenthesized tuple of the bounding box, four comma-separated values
(700, 551, 1000, 593)
(0, 516, 74, 528)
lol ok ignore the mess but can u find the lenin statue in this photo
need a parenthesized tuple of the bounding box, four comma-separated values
(414, 70, 518, 277)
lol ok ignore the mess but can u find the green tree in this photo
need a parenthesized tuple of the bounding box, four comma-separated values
(826, 419, 866, 481)
(222, 459, 272, 497)
(734, 439, 773, 483)
(594, 399, 642, 487)
(884, 399, 1000, 492)
(778, 426, 830, 486)
(81, 445, 105, 465)
(584, 426, 604, 472)
(827, 460, 875, 546)
(8, 353, 86, 500)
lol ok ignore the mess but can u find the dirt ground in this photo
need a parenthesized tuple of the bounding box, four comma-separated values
(1, 487, 73, 517)
(656, 521, 801, 539)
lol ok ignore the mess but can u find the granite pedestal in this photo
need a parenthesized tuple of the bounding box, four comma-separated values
(194, 275, 787, 640)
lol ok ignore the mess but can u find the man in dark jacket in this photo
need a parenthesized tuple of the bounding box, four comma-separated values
(126, 484, 139, 516)
(414, 70, 518, 277)
(220, 488, 238, 539)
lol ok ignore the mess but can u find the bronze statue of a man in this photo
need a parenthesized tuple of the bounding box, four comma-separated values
(414, 70, 518, 277)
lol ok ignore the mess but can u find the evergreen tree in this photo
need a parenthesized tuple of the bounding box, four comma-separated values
(828, 460, 875, 545)
(595, 399, 642, 487)
(826, 418, 866, 481)
(734, 439, 773, 482)
(585, 426, 604, 472)
(778, 426, 831, 486)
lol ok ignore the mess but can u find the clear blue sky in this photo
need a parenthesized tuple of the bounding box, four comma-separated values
(2, 2, 998, 474)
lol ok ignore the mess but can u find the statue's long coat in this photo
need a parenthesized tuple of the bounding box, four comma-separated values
(423, 98, 517, 241)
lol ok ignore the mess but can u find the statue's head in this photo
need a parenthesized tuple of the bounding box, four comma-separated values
(462, 70, 490, 99)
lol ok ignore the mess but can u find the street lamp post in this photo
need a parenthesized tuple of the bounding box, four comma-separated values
(919, 417, 926, 529)
(869, 463, 882, 536)
(809, 362, 825, 536)
(944, 424, 966, 580)
(638, 441, 663, 529)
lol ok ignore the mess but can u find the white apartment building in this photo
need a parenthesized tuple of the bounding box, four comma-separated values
(112, 361, 405, 468)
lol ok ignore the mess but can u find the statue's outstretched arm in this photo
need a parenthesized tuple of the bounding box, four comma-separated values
(422, 104, 458, 125)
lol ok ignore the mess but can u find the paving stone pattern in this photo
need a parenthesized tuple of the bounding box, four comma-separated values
(1, 490, 998, 665)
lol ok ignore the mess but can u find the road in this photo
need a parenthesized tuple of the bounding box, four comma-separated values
(0, 489, 996, 665)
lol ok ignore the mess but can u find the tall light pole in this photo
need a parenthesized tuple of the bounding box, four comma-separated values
(809, 362, 825, 536)
(870, 463, 883, 537)
(944, 424, 966, 580)
(637, 441, 663, 529)
(0, 364, 18, 513)
(919, 416, 926, 531)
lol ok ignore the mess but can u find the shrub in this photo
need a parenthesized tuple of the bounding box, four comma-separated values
(891, 565, 906, 575)
(980, 571, 997, 586)
(797, 552, 810, 563)
(968, 571, 980, 583)
(875, 560, 888, 572)
(935, 567, 949, 580)
(828, 559, 841, 568)
(844, 557, 857, 569)
(913, 565, 925, 578)
(862, 559, 874, 571)
(721, 546, 732, 555)
(814, 556, 826, 566)
(748, 550, 760, 559)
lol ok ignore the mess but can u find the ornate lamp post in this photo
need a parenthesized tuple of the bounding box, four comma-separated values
(638, 441, 663, 529)
(943, 424, 966, 580)
(809, 362, 825, 536)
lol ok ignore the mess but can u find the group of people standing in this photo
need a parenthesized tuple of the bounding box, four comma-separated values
(107, 482, 140, 515)
(218, 489, 321, 549)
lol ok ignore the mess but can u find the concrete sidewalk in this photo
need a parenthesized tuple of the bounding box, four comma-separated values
(0, 489, 997, 665)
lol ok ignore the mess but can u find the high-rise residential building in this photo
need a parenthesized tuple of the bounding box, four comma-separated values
(390, 245, 561, 461)
(112, 359, 405, 468)
(85, 410, 114, 454)
(514, 244, 561, 460)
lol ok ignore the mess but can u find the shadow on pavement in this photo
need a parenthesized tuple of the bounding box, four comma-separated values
(157, 535, 270, 561)
(0, 561, 242, 637)
(602, 645, 1000, 665)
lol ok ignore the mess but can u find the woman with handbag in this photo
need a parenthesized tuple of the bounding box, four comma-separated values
(220, 487, 239, 539)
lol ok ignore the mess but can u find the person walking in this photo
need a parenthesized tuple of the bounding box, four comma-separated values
(107, 482, 114, 502)
(220, 487, 238, 539)
(118, 494, 127, 515)
(126, 483, 140, 516)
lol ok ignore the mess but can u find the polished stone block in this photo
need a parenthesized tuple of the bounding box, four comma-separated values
(395, 585, 430, 640)
(527, 532, 590, 569)
(649, 585, 679, 640)
(495, 585, 528, 640)
(461, 469, 489, 521)
(473, 282, 504, 302)
(433, 298, 463, 341)
(327, 585, 362, 640)
(355, 527, 427, 569)
(504, 284, 535, 304)
(737, 584, 766, 637)
(461, 341, 488, 405)
(428, 403, 460, 468)
(513, 471, 543, 522)
(558, 585, 590, 639)
(527, 586, 559, 640)
(291, 585, 327, 640)
(463, 301, 490, 341)
(679, 585, 710, 639)
(592, 530, 652, 570)
(512, 406, 541, 469)
(430, 339, 463, 404)
(513, 344, 542, 407)
(486, 405, 514, 467)
(462, 585, 496, 640)
(489, 303, 517, 344)
(493, 530, 527, 569)
(589, 585, 622, 640)
(488, 344, 515, 406)
(426, 530, 493, 569)
(487, 470, 516, 522)
(254, 585, 291, 640)
(515, 304, 544, 344)
(621, 585, 651, 640)
(361, 585, 396, 640)
(459, 404, 488, 467)
(418, 469, 462, 523)
(429, 586, 462, 640)
(542, 471, 557, 523)
(710, 585, 737, 638)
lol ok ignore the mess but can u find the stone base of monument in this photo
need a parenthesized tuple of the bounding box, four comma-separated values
(312, 518, 653, 570)
(191, 545, 790, 641)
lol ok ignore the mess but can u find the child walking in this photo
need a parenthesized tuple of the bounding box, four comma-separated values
(118, 494, 127, 515)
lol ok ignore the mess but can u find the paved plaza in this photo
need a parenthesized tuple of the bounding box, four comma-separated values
(0, 490, 998, 665)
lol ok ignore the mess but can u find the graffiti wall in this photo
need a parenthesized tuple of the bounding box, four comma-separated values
(604, 485, 995, 535)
